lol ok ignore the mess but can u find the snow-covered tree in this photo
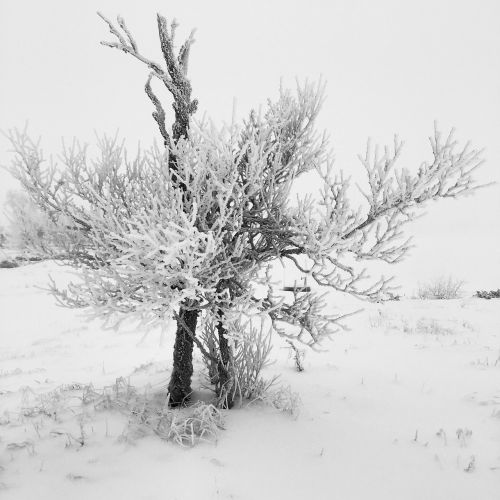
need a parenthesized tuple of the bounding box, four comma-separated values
(5, 13, 485, 408)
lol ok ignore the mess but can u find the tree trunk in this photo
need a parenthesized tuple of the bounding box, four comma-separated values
(168, 303, 199, 407)
(216, 313, 235, 409)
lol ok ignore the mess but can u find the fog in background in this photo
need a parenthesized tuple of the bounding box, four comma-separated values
(1, 0, 498, 294)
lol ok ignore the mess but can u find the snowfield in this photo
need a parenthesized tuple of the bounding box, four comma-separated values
(0, 261, 499, 500)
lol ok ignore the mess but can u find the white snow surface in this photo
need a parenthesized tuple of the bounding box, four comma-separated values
(0, 261, 499, 500)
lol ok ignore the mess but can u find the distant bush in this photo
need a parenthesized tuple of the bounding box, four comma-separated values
(0, 260, 19, 269)
(475, 289, 500, 299)
(3, 190, 83, 257)
(4, 190, 55, 252)
(417, 276, 465, 300)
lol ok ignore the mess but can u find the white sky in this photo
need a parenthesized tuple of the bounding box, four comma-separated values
(0, 0, 499, 293)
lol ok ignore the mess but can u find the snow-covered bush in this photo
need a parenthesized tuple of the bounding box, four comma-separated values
(417, 276, 465, 300)
(5, 12, 486, 410)
(475, 289, 500, 299)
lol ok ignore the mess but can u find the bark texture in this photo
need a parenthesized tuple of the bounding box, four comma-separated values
(168, 305, 199, 406)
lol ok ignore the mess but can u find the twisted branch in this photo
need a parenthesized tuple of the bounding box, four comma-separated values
(98, 12, 198, 146)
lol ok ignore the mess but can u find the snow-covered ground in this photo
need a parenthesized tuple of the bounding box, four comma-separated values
(0, 261, 499, 500)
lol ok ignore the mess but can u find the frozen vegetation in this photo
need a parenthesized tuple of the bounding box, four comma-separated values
(1, 10, 497, 500)
(0, 260, 499, 499)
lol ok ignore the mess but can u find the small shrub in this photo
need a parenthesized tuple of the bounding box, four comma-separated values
(415, 318, 453, 336)
(267, 385, 301, 417)
(475, 289, 500, 299)
(417, 276, 465, 300)
(201, 317, 276, 406)
(125, 400, 225, 446)
(248, 384, 301, 418)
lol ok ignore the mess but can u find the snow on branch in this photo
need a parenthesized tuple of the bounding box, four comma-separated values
(276, 112, 485, 301)
(5, 82, 486, 348)
(98, 12, 198, 145)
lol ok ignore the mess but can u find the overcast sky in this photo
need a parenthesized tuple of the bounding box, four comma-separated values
(1, 0, 499, 293)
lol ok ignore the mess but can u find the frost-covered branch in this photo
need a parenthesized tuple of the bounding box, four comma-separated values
(5, 82, 486, 351)
(98, 12, 198, 146)
(262, 287, 360, 349)
(269, 111, 485, 301)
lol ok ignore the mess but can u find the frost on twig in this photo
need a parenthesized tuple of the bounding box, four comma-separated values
(97, 12, 198, 146)
(6, 81, 485, 355)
